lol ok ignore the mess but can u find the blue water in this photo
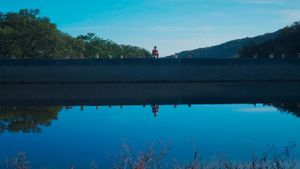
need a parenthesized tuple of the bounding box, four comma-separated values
(1, 104, 300, 168)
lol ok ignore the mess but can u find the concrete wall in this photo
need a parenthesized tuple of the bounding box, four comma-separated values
(0, 59, 300, 83)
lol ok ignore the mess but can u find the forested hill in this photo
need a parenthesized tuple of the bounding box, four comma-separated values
(0, 9, 151, 59)
(167, 29, 280, 59)
(239, 22, 300, 58)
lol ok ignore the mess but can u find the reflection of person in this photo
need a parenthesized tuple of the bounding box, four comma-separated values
(151, 104, 159, 117)
(152, 46, 159, 59)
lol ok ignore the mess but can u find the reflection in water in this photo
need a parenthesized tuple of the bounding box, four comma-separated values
(1, 82, 300, 106)
(1, 105, 299, 168)
(0, 106, 61, 133)
(0, 103, 300, 133)
(151, 104, 159, 117)
(0, 83, 299, 168)
(0, 104, 299, 168)
(272, 103, 300, 117)
(148, 103, 300, 118)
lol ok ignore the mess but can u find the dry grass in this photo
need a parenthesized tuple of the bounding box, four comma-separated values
(113, 142, 171, 169)
(5, 152, 31, 169)
(4, 143, 297, 169)
(112, 142, 297, 169)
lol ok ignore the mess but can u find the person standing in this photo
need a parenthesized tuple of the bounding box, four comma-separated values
(152, 46, 159, 59)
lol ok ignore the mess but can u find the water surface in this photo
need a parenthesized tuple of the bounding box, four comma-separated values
(0, 82, 300, 168)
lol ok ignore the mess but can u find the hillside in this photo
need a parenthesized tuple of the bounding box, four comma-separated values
(167, 29, 280, 59)
(0, 9, 151, 59)
(239, 22, 300, 58)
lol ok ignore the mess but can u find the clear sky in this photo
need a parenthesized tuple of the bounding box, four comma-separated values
(1, 0, 300, 56)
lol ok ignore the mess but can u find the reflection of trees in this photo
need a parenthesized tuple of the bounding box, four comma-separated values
(0, 107, 62, 133)
(271, 103, 300, 117)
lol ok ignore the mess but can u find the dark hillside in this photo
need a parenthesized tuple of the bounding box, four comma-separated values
(239, 22, 300, 58)
(167, 29, 280, 58)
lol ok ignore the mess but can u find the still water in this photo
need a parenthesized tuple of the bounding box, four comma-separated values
(0, 83, 300, 168)
(1, 104, 300, 168)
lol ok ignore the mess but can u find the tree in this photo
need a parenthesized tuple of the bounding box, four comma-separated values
(0, 106, 62, 133)
(77, 33, 151, 59)
(239, 22, 300, 58)
(0, 9, 78, 58)
(0, 9, 150, 59)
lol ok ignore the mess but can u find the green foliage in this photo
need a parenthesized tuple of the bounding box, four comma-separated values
(0, 9, 150, 59)
(171, 21, 300, 59)
(77, 33, 150, 58)
(167, 31, 278, 59)
(239, 22, 300, 58)
(0, 106, 61, 133)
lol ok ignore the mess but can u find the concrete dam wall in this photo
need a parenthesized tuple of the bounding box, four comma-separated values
(0, 59, 300, 83)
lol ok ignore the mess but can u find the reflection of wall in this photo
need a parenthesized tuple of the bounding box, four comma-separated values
(1, 59, 300, 83)
(1, 82, 300, 106)
(0, 107, 62, 133)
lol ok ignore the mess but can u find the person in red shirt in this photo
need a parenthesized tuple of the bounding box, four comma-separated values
(152, 46, 159, 59)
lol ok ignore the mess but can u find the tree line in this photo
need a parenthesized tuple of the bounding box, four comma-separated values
(0, 9, 151, 59)
(0, 106, 61, 133)
(239, 22, 300, 58)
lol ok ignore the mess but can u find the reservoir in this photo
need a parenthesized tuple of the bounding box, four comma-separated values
(0, 82, 300, 168)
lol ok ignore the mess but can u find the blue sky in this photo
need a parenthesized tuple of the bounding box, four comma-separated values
(1, 0, 300, 56)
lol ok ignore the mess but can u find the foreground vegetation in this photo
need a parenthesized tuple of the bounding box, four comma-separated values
(0, 9, 151, 59)
(4, 143, 297, 169)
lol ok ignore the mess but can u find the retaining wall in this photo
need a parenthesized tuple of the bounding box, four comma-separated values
(0, 59, 300, 83)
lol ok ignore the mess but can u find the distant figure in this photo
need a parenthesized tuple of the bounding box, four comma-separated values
(151, 104, 159, 117)
(152, 46, 159, 59)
